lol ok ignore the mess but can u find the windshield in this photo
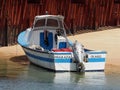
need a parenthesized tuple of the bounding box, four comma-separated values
(34, 18, 64, 29)
(47, 19, 58, 27)
(34, 19, 45, 27)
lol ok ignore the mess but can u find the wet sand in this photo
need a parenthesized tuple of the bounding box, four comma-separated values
(0, 28, 120, 76)
(0, 45, 29, 77)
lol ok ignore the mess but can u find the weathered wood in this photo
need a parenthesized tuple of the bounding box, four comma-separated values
(1, 0, 120, 46)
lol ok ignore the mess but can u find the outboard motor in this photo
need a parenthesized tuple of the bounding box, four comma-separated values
(72, 40, 85, 72)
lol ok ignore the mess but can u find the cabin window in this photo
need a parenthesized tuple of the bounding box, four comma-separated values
(47, 19, 58, 27)
(34, 19, 45, 27)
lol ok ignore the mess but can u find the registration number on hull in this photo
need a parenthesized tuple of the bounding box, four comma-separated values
(89, 54, 102, 58)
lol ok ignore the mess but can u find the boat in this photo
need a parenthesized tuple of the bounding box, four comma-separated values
(17, 14, 107, 72)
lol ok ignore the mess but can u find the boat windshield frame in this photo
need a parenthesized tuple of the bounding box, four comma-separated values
(33, 15, 64, 30)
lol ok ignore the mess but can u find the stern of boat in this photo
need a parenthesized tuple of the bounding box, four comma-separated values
(84, 50, 107, 71)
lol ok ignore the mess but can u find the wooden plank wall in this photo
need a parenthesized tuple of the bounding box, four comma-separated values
(0, 0, 120, 46)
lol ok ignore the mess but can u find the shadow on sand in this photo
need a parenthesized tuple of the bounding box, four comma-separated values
(10, 55, 29, 65)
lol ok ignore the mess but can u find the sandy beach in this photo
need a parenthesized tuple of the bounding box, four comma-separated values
(0, 28, 120, 76)
(68, 28, 120, 74)
(0, 45, 29, 77)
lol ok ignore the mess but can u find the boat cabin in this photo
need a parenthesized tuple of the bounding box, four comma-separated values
(29, 15, 68, 51)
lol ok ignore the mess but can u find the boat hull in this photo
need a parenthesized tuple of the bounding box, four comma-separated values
(17, 15, 107, 72)
(22, 46, 106, 72)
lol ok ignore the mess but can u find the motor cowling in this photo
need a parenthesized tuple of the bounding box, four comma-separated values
(72, 40, 85, 72)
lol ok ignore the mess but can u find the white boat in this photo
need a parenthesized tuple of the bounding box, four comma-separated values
(18, 14, 107, 72)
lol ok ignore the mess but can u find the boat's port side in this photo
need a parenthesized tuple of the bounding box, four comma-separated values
(23, 46, 77, 71)
(23, 47, 56, 70)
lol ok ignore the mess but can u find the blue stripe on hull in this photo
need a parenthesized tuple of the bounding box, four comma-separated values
(25, 51, 72, 63)
(26, 52, 54, 62)
(55, 59, 72, 63)
(88, 58, 105, 62)
(25, 50, 105, 63)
